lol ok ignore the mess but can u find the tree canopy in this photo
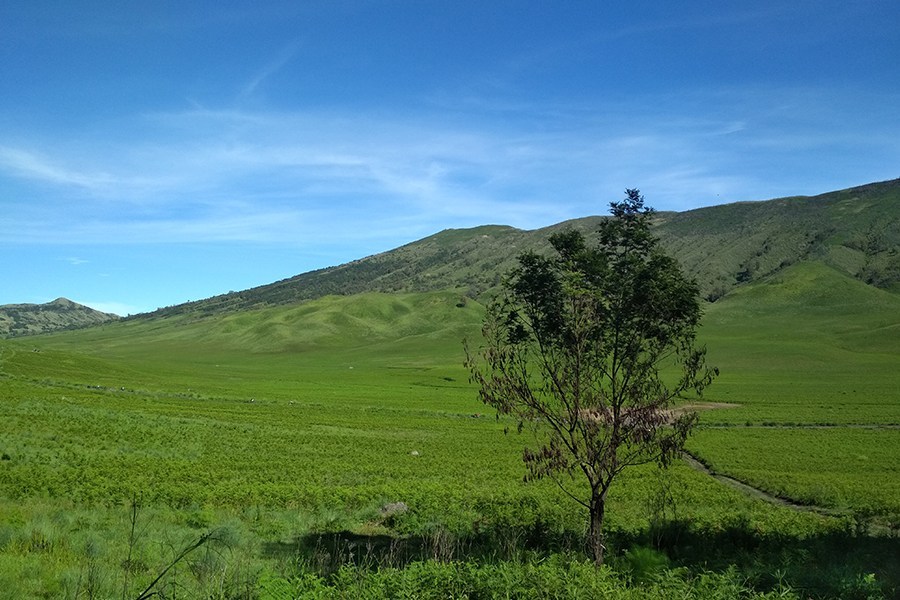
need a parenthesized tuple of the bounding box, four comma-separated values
(466, 189, 717, 565)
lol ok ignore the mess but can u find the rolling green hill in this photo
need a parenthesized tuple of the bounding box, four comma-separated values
(0, 297, 119, 338)
(9, 179, 899, 433)
(14, 179, 900, 427)
(699, 260, 900, 424)
(3, 181, 900, 598)
(139, 178, 900, 320)
(657, 178, 900, 300)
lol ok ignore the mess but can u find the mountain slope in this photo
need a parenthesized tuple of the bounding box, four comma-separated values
(656, 178, 900, 300)
(140, 179, 900, 320)
(0, 298, 119, 337)
(696, 260, 900, 425)
(17, 261, 899, 428)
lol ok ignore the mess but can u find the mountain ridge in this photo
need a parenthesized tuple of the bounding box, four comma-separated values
(6, 178, 898, 333)
(138, 178, 900, 320)
(0, 298, 119, 338)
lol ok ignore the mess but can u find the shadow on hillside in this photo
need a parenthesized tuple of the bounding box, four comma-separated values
(263, 523, 899, 599)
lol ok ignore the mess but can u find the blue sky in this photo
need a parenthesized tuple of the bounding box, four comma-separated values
(2, 1, 898, 315)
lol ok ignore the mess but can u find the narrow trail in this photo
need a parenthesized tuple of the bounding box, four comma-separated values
(681, 450, 898, 535)
(680, 451, 846, 517)
(682, 404, 898, 534)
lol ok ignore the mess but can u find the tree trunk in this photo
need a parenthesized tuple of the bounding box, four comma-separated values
(588, 490, 607, 566)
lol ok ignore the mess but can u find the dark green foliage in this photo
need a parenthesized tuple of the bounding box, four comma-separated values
(467, 190, 716, 565)
(657, 178, 900, 295)
(266, 555, 800, 599)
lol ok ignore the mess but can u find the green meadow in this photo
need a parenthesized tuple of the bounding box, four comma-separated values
(1, 262, 899, 598)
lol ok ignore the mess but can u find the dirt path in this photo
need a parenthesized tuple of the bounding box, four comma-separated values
(680, 451, 846, 517)
(683, 404, 899, 535)
(682, 450, 900, 535)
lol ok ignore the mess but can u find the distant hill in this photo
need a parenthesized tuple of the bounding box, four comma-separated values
(140, 178, 899, 320)
(0, 298, 119, 337)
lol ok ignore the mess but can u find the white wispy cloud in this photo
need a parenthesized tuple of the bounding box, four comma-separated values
(0, 146, 117, 192)
(238, 41, 301, 101)
(2, 84, 897, 249)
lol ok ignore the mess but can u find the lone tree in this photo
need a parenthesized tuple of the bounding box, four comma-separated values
(465, 190, 716, 566)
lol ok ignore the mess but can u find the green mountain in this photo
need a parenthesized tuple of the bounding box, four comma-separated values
(30, 177, 894, 425)
(0, 297, 119, 338)
(4, 181, 897, 600)
(656, 178, 900, 300)
(141, 178, 900, 320)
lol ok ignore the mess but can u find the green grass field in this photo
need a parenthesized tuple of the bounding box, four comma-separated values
(1, 267, 899, 598)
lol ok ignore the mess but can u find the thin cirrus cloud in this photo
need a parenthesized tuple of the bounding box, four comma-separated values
(3, 108, 592, 242)
(0, 144, 182, 201)
(0, 146, 117, 192)
(237, 40, 302, 102)
(3, 85, 893, 250)
(0, 118, 745, 248)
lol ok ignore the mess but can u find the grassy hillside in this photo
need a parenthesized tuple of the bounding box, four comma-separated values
(2, 263, 899, 596)
(2, 180, 899, 598)
(691, 261, 900, 521)
(139, 178, 900, 320)
(0, 297, 119, 338)
(657, 178, 900, 300)
(17, 257, 900, 428)
(699, 260, 900, 423)
(13, 259, 900, 469)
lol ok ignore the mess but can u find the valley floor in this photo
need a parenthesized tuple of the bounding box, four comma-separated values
(1, 280, 898, 598)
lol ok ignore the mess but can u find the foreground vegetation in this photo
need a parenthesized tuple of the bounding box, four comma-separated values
(1, 259, 899, 597)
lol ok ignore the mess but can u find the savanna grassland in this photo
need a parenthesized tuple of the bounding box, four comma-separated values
(1, 183, 900, 599)
(1, 274, 898, 599)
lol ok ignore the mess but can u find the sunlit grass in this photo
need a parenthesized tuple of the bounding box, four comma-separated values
(1, 265, 898, 596)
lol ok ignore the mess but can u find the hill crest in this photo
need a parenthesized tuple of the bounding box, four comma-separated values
(137, 178, 899, 320)
(0, 298, 120, 338)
